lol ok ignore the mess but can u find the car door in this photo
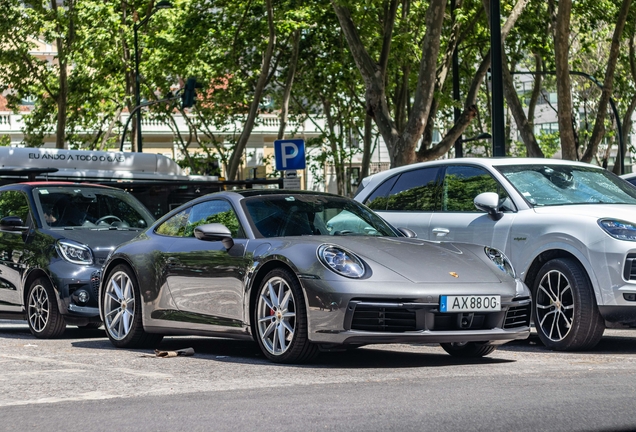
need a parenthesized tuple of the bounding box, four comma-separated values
(163, 199, 250, 327)
(428, 165, 517, 255)
(0, 190, 34, 309)
(364, 166, 442, 240)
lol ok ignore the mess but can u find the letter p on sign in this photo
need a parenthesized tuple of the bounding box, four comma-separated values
(274, 139, 306, 171)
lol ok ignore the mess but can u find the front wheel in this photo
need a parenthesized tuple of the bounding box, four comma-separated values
(440, 342, 497, 358)
(101, 264, 163, 348)
(27, 278, 66, 339)
(253, 268, 318, 363)
(532, 258, 604, 351)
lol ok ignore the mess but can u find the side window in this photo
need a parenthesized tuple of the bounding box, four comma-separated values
(183, 200, 244, 238)
(155, 208, 191, 237)
(386, 167, 440, 211)
(364, 175, 398, 210)
(442, 166, 511, 212)
(0, 191, 30, 223)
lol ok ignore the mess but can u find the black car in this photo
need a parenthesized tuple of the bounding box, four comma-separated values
(0, 182, 155, 338)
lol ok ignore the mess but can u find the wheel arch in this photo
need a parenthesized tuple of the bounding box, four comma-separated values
(98, 256, 138, 321)
(23, 269, 53, 307)
(247, 258, 299, 332)
(524, 249, 598, 301)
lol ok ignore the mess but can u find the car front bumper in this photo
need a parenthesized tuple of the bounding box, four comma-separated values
(300, 277, 531, 346)
(49, 260, 101, 322)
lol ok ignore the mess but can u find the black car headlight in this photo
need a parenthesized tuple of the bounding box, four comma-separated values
(318, 244, 365, 278)
(484, 246, 515, 279)
(598, 219, 636, 241)
(57, 240, 94, 265)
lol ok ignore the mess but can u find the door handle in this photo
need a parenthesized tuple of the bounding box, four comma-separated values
(432, 228, 449, 237)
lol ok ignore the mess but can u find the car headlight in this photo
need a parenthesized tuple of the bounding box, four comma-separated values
(318, 244, 365, 278)
(484, 247, 515, 279)
(598, 219, 636, 241)
(57, 240, 94, 265)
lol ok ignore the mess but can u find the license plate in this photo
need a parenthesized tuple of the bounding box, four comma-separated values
(439, 295, 501, 312)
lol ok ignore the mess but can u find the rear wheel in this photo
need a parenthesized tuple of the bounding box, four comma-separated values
(27, 278, 66, 339)
(253, 268, 318, 363)
(440, 342, 497, 358)
(101, 264, 163, 348)
(532, 258, 604, 351)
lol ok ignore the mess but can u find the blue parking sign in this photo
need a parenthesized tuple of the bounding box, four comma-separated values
(274, 139, 306, 171)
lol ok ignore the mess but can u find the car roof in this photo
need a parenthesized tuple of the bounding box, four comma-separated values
(361, 157, 603, 185)
(0, 181, 122, 191)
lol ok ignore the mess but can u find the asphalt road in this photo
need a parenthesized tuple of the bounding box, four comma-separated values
(1, 321, 636, 432)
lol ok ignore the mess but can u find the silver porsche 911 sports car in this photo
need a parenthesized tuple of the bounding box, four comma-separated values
(99, 190, 531, 363)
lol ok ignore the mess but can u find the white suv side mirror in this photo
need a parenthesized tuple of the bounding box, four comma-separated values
(474, 192, 503, 221)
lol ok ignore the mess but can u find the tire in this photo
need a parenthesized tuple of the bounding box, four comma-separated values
(101, 264, 163, 348)
(26, 277, 66, 339)
(440, 342, 497, 358)
(253, 268, 318, 363)
(532, 258, 604, 351)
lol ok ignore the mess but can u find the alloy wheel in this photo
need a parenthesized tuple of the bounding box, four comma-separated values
(535, 269, 574, 342)
(27, 284, 50, 333)
(103, 270, 136, 340)
(256, 276, 297, 356)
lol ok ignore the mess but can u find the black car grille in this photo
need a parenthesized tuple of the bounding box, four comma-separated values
(350, 305, 417, 332)
(624, 254, 636, 281)
(504, 303, 531, 329)
(90, 271, 101, 298)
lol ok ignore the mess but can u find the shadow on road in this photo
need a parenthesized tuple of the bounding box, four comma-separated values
(69, 335, 514, 369)
(500, 330, 636, 355)
(0, 321, 105, 340)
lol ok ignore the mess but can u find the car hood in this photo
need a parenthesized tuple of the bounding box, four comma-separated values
(45, 228, 142, 261)
(533, 204, 636, 222)
(318, 236, 502, 284)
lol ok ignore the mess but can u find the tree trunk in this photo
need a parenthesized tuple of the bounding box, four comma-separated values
(227, 0, 276, 180)
(277, 29, 300, 140)
(361, 114, 373, 181)
(581, 0, 632, 163)
(554, 0, 577, 160)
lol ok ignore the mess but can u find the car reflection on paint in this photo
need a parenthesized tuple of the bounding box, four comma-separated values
(99, 190, 530, 363)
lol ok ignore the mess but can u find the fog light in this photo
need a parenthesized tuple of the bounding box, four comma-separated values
(77, 290, 90, 304)
(624, 293, 636, 302)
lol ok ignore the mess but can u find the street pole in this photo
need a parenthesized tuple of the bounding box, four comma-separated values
(134, 23, 142, 152)
(490, 0, 506, 157)
(452, 0, 462, 158)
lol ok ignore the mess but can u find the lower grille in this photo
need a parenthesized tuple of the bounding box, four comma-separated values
(624, 254, 636, 281)
(90, 271, 101, 298)
(351, 306, 416, 332)
(504, 303, 531, 328)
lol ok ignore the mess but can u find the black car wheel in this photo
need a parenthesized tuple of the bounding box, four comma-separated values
(102, 264, 163, 348)
(253, 268, 318, 363)
(27, 278, 66, 339)
(440, 342, 497, 358)
(532, 258, 604, 351)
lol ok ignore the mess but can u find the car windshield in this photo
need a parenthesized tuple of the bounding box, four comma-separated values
(496, 164, 636, 206)
(34, 186, 155, 229)
(244, 193, 398, 238)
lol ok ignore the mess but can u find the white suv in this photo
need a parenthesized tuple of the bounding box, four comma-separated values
(355, 158, 636, 351)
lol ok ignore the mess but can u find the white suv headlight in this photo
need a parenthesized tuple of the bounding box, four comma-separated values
(598, 219, 636, 241)
(318, 244, 365, 278)
(484, 247, 515, 278)
(57, 240, 94, 265)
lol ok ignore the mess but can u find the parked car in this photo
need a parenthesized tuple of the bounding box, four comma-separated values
(620, 172, 636, 188)
(354, 158, 636, 351)
(98, 190, 530, 363)
(0, 182, 155, 338)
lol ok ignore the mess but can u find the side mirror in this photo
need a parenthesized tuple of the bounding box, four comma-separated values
(194, 223, 235, 249)
(474, 192, 503, 221)
(0, 216, 28, 232)
(398, 227, 417, 238)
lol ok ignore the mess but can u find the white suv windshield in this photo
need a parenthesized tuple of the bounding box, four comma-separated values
(496, 165, 636, 206)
